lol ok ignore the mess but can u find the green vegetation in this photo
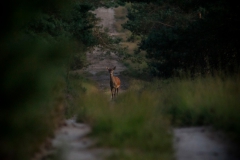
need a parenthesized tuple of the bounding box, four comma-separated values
(66, 74, 174, 160)
(113, 5, 149, 79)
(158, 75, 240, 137)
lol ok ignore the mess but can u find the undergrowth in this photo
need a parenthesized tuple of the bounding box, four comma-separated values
(158, 75, 240, 141)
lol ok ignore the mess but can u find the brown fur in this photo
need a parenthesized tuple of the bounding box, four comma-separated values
(107, 66, 121, 99)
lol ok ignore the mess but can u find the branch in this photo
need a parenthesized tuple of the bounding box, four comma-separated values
(92, 28, 115, 50)
(154, 21, 173, 27)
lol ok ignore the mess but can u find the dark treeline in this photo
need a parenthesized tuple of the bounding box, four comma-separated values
(121, 0, 240, 77)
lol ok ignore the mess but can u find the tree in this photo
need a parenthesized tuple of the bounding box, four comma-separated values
(121, 0, 240, 77)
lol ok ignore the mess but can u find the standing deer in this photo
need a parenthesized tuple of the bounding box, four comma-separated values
(107, 66, 121, 99)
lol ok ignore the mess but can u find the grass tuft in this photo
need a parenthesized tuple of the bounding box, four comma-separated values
(158, 75, 240, 142)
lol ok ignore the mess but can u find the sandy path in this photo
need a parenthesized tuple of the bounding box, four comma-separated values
(82, 7, 128, 92)
(83, 47, 128, 91)
(50, 118, 113, 160)
(173, 127, 239, 160)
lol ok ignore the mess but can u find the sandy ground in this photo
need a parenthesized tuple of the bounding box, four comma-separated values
(36, 7, 240, 160)
(50, 118, 114, 160)
(173, 127, 239, 160)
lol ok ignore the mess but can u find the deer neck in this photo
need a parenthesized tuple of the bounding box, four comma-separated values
(110, 73, 116, 83)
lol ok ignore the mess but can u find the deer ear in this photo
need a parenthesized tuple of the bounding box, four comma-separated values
(113, 66, 116, 70)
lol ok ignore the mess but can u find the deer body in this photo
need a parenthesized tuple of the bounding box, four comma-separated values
(107, 66, 121, 99)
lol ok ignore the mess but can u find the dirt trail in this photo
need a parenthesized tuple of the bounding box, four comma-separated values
(82, 7, 128, 92)
(50, 118, 113, 160)
(173, 127, 239, 160)
(83, 47, 128, 91)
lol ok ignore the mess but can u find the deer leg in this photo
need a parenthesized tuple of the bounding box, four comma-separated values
(113, 88, 116, 98)
(116, 88, 118, 96)
(111, 88, 114, 99)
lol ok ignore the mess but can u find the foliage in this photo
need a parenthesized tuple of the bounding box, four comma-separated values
(25, 2, 100, 71)
(0, 0, 122, 159)
(1, 1, 70, 158)
(79, 0, 124, 8)
(121, 0, 240, 77)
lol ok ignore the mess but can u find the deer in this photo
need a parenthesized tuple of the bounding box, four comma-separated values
(106, 66, 121, 99)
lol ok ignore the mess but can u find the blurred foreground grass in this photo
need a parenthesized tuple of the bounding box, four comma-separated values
(1, 30, 70, 159)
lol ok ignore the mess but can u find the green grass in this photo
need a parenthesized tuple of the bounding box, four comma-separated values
(65, 72, 98, 118)
(67, 75, 174, 160)
(157, 75, 240, 141)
